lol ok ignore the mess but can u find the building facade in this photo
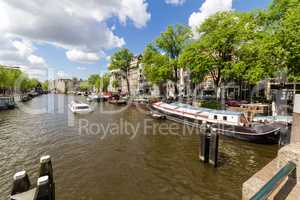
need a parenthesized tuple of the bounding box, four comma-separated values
(49, 79, 80, 94)
(108, 55, 150, 96)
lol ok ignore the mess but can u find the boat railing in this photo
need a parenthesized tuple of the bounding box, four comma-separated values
(250, 161, 296, 200)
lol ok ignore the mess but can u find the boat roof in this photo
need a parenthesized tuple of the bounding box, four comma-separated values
(72, 100, 89, 106)
(254, 115, 293, 122)
(168, 102, 242, 116)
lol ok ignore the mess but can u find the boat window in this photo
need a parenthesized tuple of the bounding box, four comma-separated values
(223, 116, 227, 121)
(76, 106, 89, 109)
(214, 115, 218, 120)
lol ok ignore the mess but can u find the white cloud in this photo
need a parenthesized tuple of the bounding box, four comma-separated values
(0, 37, 47, 74)
(106, 56, 111, 62)
(12, 40, 34, 57)
(57, 70, 70, 79)
(28, 55, 46, 65)
(165, 0, 186, 6)
(0, 0, 150, 67)
(77, 66, 87, 71)
(188, 0, 232, 37)
(66, 49, 102, 63)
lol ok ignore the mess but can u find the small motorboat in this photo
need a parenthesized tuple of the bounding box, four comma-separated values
(108, 99, 127, 105)
(20, 94, 32, 102)
(149, 111, 166, 119)
(87, 94, 104, 102)
(68, 100, 93, 114)
(108, 94, 127, 105)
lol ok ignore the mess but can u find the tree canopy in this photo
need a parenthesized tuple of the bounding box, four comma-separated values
(0, 66, 41, 94)
(142, 44, 172, 85)
(109, 48, 134, 95)
(179, 12, 258, 97)
(179, 0, 300, 99)
(142, 24, 191, 95)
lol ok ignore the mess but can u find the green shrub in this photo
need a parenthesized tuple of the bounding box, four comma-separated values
(200, 100, 223, 110)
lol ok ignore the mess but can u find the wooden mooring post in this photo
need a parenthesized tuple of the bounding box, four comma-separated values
(209, 128, 219, 167)
(199, 125, 219, 167)
(10, 155, 55, 200)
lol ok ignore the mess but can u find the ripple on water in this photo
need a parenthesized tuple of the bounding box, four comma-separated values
(0, 94, 278, 200)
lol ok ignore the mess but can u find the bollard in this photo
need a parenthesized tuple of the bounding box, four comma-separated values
(39, 155, 55, 200)
(11, 170, 31, 196)
(39, 155, 53, 183)
(209, 128, 219, 167)
(199, 127, 211, 163)
(36, 176, 52, 200)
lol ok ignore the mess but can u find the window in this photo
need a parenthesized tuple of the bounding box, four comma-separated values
(76, 106, 89, 109)
(214, 115, 218, 120)
(223, 116, 227, 121)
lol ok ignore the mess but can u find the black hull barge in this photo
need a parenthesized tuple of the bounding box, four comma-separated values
(151, 102, 281, 144)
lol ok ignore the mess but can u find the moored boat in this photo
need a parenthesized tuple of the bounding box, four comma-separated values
(87, 94, 105, 102)
(151, 102, 281, 144)
(20, 94, 32, 102)
(0, 96, 16, 110)
(68, 100, 93, 114)
(129, 96, 150, 110)
(108, 99, 127, 105)
(253, 115, 293, 125)
(108, 94, 127, 105)
(149, 110, 166, 119)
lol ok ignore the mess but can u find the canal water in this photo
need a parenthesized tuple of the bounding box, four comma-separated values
(0, 94, 278, 200)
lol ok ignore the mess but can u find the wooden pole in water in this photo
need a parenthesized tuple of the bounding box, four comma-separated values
(36, 176, 52, 200)
(39, 155, 55, 200)
(209, 128, 219, 167)
(11, 170, 31, 196)
(199, 125, 211, 163)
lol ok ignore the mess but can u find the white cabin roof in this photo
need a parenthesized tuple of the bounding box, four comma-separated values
(72, 101, 89, 107)
(169, 102, 242, 116)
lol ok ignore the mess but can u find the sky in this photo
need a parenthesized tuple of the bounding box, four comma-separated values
(0, 0, 271, 80)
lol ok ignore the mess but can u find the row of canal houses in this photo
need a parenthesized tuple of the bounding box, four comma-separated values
(2, 56, 300, 100)
(107, 55, 300, 101)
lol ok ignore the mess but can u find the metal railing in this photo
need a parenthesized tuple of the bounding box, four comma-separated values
(250, 161, 296, 200)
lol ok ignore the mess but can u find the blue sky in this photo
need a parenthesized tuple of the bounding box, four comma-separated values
(0, 0, 272, 80)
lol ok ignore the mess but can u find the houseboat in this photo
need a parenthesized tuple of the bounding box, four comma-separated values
(151, 102, 281, 144)
(68, 101, 93, 114)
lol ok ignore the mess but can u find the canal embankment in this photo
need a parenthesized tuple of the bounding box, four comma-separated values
(243, 94, 300, 200)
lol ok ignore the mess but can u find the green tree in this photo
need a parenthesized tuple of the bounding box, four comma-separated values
(0, 66, 42, 94)
(109, 48, 133, 95)
(42, 81, 49, 91)
(80, 81, 90, 91)
(268, 0, 300, 22)
(143, 25, 191, 96)
(87, 74, 101, 92)
(88, 74, 100, 86)
(180, 12, 252, 99)
(276, 4, 300, 80)
(100, 73, 110, 92)
(112, 80, 120, 89)
(142, 44, 172, 83)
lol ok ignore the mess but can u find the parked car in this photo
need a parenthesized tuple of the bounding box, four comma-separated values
(225, 100, 241, 107)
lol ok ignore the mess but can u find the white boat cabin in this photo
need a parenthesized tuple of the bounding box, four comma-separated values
(69, 101, 93, 114)
(153, 102, 249, 126)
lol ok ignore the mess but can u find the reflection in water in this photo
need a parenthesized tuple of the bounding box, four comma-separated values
(0, 94, 277, 200)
